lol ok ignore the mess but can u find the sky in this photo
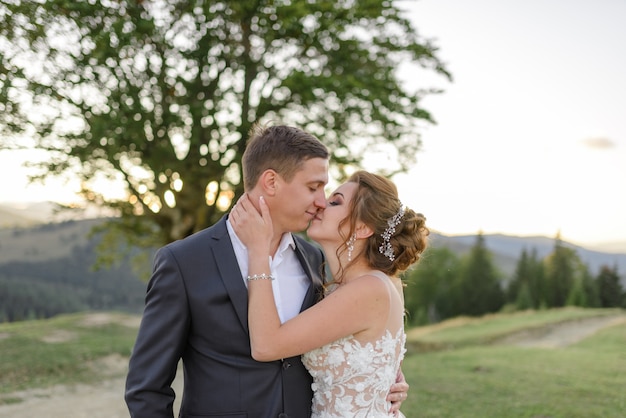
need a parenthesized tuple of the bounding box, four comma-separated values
(1, 0, 625, 249)
(392, 0, 626, 248)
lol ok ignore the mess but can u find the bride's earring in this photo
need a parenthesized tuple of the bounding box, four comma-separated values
(347, 233, 356, 262)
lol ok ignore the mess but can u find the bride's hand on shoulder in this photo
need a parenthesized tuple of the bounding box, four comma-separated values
(230, 194, 273, 254)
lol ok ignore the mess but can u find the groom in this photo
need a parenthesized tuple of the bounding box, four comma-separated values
(125, 124, 408, 417)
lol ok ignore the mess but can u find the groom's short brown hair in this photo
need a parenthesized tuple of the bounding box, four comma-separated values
(242, 123, 329, 191)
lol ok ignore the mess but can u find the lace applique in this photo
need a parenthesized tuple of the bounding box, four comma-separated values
(301, 328, 407, 418)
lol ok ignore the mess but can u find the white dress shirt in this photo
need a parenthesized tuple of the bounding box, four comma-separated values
(227, 219, 310, 323)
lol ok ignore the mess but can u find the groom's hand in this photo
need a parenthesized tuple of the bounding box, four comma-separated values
(387, 368, 409, 415)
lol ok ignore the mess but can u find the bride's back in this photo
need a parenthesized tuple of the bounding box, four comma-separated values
(302, 271, 406, 417)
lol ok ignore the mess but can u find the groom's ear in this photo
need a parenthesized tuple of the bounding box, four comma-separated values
(258, 169, 278, 196)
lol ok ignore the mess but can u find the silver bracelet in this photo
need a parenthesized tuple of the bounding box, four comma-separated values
(246, 273, 275, 281)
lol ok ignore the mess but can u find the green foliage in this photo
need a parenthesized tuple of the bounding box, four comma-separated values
(453, 233, 505, 317)
(0, 276, 88, 322)
(404, 246, 461, 325)
(543, 234, 580, 307)
(0, 0, 451, 251)
(566, 275, 589, 307)
(507, 247, 545, 309)
(406, 232, 616, 324)
(514, 282, 534, 310)
(0, 222, 146, 322)
(89, 217, 159, 279)
(581, 267, 601, 307)
(0, 312, 137, 394)
(596, 265, 624, 308)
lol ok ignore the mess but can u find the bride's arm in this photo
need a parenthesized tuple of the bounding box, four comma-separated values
(233, 196, 282, 359)
(230, 195, 387, 361)
(229, 194, 279, 353)
(232, 195, 410, 411)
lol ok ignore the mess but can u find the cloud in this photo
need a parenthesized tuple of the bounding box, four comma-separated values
(581, 137, 616, 150)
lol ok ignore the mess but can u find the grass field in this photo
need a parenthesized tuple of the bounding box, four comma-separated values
(1, 308, 625, 418)
(0, 312, 137, 394)
(405, 307, 621, 351)
(402, 307, 626, 418)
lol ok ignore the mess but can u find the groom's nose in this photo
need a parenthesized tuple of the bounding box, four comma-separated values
(313, 189, 327, 210)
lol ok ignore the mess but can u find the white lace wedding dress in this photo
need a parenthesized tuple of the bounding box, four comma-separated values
(301, 274, 407, 417)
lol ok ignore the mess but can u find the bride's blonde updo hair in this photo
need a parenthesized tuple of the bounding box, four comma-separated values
(340, 170, 429, 277)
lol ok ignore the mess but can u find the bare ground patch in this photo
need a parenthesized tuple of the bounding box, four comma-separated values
(40, 330, 77, 344)
(496, 314, 626, 348)
(78, 312, 142, 329)
(0, 359, 184, 418)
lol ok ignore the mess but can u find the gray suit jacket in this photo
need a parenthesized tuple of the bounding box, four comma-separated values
(125, 216, 325, 418)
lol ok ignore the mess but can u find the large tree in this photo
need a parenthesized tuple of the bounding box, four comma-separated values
(0, 0, 449, 246)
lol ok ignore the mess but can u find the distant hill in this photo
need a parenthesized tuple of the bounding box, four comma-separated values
(588, 241, 626, 253)
(428, 233, 520, 276)
(0, 218, 105, 263)
(0, 218, 149, 322)
(1, 214, 624, 322)
(2, 217, 624, 277)
(0, 206, 40, 228)
(0, 202, 61, 226)
(431, 233, 626, 278)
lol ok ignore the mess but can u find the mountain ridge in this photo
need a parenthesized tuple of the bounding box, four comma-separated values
(430, 232, 626, 278)
(1, 214, 624, 279)
(1, 216, 624, 321)
(2, 201, 625, 251)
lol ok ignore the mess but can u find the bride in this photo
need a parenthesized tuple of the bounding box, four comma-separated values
(231, 170, 429, 417)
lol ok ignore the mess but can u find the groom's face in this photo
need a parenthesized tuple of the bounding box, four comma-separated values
(271, 157, 329, 234)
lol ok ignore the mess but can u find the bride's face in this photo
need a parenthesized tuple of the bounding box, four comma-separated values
(307, 181, 357, 245)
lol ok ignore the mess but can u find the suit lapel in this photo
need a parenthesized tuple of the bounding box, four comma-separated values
(211, 217, 249, 333)
(293, 239, 324, 312)
(210, 220, 324, 332)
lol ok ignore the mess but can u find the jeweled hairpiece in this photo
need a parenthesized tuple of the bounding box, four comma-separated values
(378, 203, 405, 261)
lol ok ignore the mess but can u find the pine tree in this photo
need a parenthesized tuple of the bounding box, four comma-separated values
(566, 276, 588, 307)
(507, 248, 545, 309)
(507, 248, 530, 304)
(515, 282, 534, 310)
(596, 265, 623, 308)
(454, 233, 504, 316)
(580, 266, 600, 307)
(404, 247, 461, 325)
(543, 234, 579, 307)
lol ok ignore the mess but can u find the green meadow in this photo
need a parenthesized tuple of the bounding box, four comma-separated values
(0, 312, 136, 394)
(402, 308, 626, 418)
(1, 308, 625, 418)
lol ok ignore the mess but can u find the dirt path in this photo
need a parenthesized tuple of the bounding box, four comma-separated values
(1, 313, 624, 418)
(496, 314, 626, 348)
(0, 355, 184, 418)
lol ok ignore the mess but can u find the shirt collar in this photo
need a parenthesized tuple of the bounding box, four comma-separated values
(277, 229, 297, 254)
(226, 217, 295, 254)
